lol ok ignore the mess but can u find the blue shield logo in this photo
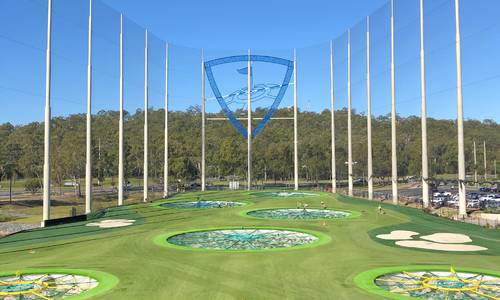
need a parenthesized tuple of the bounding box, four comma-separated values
(204, 55, 293, 139)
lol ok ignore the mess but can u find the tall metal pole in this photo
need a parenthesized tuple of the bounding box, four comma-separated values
(143, 30, 148, 202)
(390, 0, 398, 204)
(118, 14, 124, 206)
(201, 50, 206, 191)
(247, 50, 252, 191)
(483, 141, 487, 180)
(85, 0, 93, 214)
(347, 30, 353, 197)
(293, 49, 299, 191)
(42, 0, 53, 226)
(495, 159, 497, 179)
(420, 0, 429, 208)
(330, 41, 337, 194)
(455, 0, 466, 216)
(473, 141, 477, 185)
(163, 43, 169, 198)
(366, 17, 373, 200)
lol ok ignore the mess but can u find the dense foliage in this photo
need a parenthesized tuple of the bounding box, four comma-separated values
(0, 107, 499, 186)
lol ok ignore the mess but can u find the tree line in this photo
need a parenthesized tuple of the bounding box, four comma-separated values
(1, 107, 499, 191)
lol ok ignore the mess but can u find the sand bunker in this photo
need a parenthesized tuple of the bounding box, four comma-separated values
(376, 230, 487, 252)
(395, 240, 487, 252)
(420, 233, 472, 244)
(376, 230, 419, 240)
(86, 219, 136, 228)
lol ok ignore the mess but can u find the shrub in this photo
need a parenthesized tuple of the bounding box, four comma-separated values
(24, 178, 42, 194)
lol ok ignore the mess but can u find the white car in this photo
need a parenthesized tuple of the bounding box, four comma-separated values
(431, 198, 445, 206)
(467, 200, 480, 208)
(479, 195, 493, 201)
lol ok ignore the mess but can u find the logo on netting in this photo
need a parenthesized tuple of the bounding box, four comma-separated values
(204, 55, 293, 139)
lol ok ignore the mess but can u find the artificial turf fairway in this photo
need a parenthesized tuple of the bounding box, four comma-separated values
(0, 191, 499, 299)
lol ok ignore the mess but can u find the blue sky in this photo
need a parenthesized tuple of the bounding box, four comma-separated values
(1, 0, 500, 125)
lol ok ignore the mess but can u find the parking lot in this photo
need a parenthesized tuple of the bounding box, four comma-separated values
(432, 186, 500, 209)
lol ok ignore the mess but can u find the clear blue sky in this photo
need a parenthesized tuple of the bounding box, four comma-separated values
(1, 0, 500, 125)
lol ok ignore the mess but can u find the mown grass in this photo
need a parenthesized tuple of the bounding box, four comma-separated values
(0, 190, 498, 299)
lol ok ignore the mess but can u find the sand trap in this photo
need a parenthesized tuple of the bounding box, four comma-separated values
(86, 219, 136, 228)
(420, 233, 472, 244)
(395, 240, 487, 252)
(376, 230, 419, 240)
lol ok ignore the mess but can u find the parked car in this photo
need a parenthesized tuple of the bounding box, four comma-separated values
(467, 199, 480, 208)
(479, 187, 491, 193)
(431, 198, 445, 207)
(447, 199, 459, 208)
(479, 195, 493, 202)
(441, 191, 452, 197)
(484, 199, 500, 208)
(469, 192, 479, 200)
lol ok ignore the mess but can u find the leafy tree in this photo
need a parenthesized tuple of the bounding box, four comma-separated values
(24, 178, 42, 194)
(0, 107, 499, 190)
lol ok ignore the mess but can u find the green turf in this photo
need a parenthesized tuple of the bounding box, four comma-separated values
(0, 190, 499, 299)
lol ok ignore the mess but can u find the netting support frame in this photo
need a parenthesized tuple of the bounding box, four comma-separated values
(201, 53, 298, 191)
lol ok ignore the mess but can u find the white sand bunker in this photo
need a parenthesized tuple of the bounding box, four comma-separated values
(376, 230, 488, 252)
(396, 240, 487, 252)
(420, 233, 472, 244)
(86, 219, 136, 228)
(376, 230, 419, 240)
